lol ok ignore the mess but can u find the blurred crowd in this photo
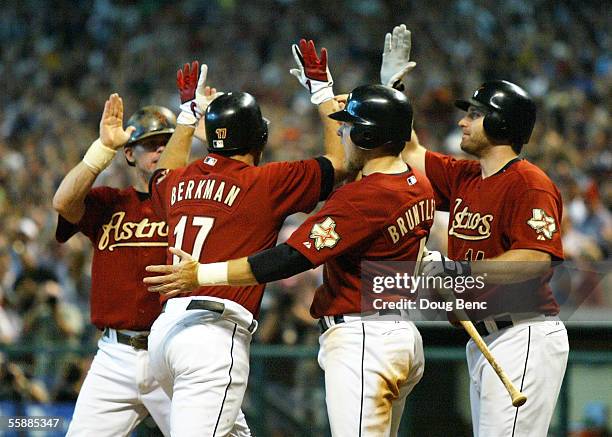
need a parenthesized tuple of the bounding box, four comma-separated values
(0, 0, 609, 423)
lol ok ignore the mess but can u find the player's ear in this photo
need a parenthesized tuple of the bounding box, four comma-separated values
(123, 146, 136, 167)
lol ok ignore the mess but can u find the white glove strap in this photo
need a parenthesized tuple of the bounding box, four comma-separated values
(311, 86, 335, 105)
(197, 262, 229, 286)
(82, 139, 116, 173)
(177, 110, 198, 127)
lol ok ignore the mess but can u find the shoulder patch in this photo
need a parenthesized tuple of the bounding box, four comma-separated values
(527, 208, 557, 240)
(309, 217, 340, 250)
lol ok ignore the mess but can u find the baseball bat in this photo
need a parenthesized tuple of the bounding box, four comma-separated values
(458, 319, 527, 407)
(418, 247, 527, 407)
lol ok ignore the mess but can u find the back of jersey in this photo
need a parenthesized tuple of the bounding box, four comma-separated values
(287, 167, 436, 317)
(150, 154, 325, 314)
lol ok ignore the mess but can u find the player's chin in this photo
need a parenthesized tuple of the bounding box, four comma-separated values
(459, 140, 475, 154)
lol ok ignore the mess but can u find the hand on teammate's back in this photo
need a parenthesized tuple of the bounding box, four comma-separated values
(144, 247, 200, 298)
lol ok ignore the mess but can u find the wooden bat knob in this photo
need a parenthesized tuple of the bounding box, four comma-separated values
(512, 392, 527, 407)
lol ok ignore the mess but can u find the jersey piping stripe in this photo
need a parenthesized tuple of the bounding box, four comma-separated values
(213, 323, 237, 436)
(359, 323, 365, 437)
(511, 326, 531, 437)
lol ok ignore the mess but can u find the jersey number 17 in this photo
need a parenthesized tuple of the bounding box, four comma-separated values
(173, 215, 215, 265)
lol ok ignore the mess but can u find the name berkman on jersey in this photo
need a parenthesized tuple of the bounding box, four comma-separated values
(448, 198, 494, 241)
(387, 198, 435, 243)
(98, 211, 168, 251)
(170, 178, 241, 208)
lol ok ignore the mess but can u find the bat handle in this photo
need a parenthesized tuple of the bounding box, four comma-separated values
(511, 390, 527, 407)
(461, 320, 528, 408)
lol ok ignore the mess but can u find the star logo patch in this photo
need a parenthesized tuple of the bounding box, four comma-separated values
(527, 209, 557, 240)
(309, 217, 340, 250)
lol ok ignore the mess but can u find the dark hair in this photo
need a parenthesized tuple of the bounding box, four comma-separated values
(511, 143, 523, 154)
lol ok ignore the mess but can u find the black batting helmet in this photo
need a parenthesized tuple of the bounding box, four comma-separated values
(455, 80, 536, 146)
(205, 92, 268, 155)
(329, 84, 413, 150)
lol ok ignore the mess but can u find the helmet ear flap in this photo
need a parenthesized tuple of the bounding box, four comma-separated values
(349, 125, 370, 149)
(350, 125, 385, 149)
(483, 111, 509, 142)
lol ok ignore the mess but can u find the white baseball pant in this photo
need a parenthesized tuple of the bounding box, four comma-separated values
(318, 318, 424, 437)
(66, 334, 172, 437)
(467, 316, 569, 437)
(148, 297, 255, 437)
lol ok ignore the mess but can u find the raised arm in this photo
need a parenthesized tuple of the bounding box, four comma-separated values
(401, 128, 426, 174)
(290, 39, 346, 183)
(53, 94, 135, 223)
(379, 24, 426, 173)
(156, 61, 219, 171)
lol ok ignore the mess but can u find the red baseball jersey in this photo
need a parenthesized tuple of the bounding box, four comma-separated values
(149, 154, 324, 315)
(287, 168, 435, 318)
(425, 151, 563, 317)
(56, 187, 167, 330)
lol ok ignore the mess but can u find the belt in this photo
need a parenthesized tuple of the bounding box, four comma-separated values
(473, 319, 513, 337)
(166, 299, 258, 333)
(103, 328, 149, 350)
(318, 309, 402, 334)
(472, 314, 548, 337)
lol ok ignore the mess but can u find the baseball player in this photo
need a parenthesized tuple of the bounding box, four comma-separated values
(145, 83, 434, 437)
(383, 25, 570, 437)
(142, 53, 345, 436)
(53, 95, 251, 436)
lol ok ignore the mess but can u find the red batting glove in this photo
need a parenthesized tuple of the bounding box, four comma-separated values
(290, 39, 334, 104)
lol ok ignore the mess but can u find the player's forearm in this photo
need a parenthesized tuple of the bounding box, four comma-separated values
(188, 258, 258, 287)
(156, 124, 195, 170)
(319, 99, 346, 184)
(52, 162, 98, 224)
(470, 249, 552, 284)
(200, 244, 313, 286)
(400, 129, 426, 174)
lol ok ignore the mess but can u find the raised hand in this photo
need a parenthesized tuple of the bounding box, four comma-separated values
(290, 39, 334, 104)
(176, 61, 220, 126)
(99, 94, 135, 150)
(193, 86, 218, 142)
(380, 24, 416, 90)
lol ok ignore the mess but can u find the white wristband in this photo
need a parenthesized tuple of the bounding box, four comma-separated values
(82, 139, 117, 173)
(177, 110, 198, 127)
(197, 262, 229, 286)
(311, 86, 335, 105)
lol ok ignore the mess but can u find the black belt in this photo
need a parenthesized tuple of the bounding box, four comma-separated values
(103, 328, 149, 350)
(186, 299, 225, 313)
(318, 309, 402, 334)
(473, 319, 514, 337)
(167, 299, 257, 333)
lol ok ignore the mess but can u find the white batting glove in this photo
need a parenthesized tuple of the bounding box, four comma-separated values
(421, 251, 471, 278)
(290, 39, 334, 105)
(380, 24, 417, 90)
(176, 61, 218, 126)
